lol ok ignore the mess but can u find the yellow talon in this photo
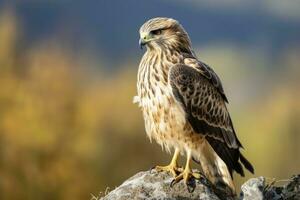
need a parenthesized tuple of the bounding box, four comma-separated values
(170, 150, 202, 187)
(154, 164, 180, 177)
(154, 148, 181, 178)
(171, 167, 201, 185)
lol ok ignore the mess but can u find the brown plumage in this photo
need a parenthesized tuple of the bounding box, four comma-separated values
(134, 17, 254, 194)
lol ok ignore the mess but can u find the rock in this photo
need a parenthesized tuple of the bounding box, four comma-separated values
(100, 170, 222, 200)
(240, 175, 300, 200)
(264, 175, 300, 200)
(100, 171, 300, 200)
(240, 177, 265, 200)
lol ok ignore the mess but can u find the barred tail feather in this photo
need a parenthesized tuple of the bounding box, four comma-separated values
(197, 141, 237, 196)
(201, 152, 237, 197)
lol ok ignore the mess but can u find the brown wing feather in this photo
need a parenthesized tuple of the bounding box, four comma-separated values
(169, 63, 238, 147)
(184, 57, 228, 103)
(169, 63, 254, 176)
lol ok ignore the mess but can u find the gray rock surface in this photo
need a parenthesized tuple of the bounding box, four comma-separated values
(99, 171, 300, 200)
(240, 175, 300, 200)
(240, 177, 265, 200)
(100, 170, 221, 200)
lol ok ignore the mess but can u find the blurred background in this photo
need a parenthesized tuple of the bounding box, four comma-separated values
(0, 0, 299, 199)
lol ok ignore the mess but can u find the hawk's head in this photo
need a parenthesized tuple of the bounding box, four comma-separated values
(139, 17, 191, 52)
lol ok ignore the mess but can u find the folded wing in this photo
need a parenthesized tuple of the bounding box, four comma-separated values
(169, 62, 254, 176)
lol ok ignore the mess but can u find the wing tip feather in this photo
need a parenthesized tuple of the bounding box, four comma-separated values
(240, 153, 254, 174)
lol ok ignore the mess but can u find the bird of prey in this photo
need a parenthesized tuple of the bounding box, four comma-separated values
(134, 17, 254, 194)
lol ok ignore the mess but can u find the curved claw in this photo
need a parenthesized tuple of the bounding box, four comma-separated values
(149, 166, 156, 174)
(169, 169, 202, 189)
(169, 172, 184, 187)
(186, 176, 197, 193)
(187, 184, 195, 193)
(170, 179, 176, 188)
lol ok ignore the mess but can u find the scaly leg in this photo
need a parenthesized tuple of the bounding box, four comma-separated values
(154, 148, 181, 177)
(170, 150, 201, 186)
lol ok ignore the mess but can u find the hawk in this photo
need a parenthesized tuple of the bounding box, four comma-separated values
(134, 17, 254, 194)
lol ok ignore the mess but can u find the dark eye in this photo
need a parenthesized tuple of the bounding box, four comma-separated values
(151, 29, 162, 35)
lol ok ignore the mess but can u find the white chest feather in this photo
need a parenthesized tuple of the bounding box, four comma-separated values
(137, 78, 188, 151)
(135, 52, 192, 152)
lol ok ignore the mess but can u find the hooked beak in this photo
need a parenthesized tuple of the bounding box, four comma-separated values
(139, 38, 145, 49)
(139, 32, 151, 49)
